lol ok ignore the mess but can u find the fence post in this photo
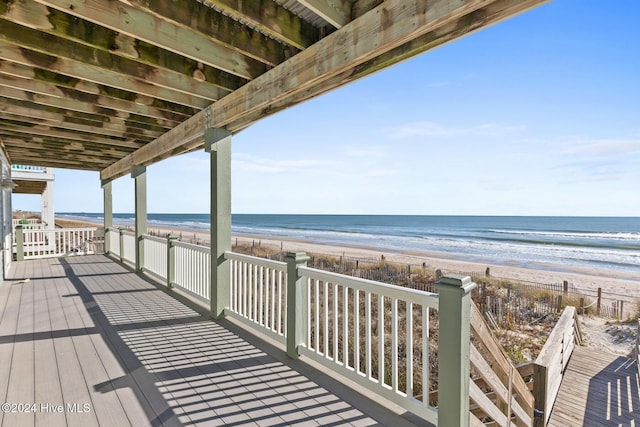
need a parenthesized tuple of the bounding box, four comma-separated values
(563, 280, 568, 296)
(16, 225, 24, 261)
(166, 235, 179, 288)
(597, 288, 601, 316)
(435, 274, 476, 427)
(285, 251, 310, 359)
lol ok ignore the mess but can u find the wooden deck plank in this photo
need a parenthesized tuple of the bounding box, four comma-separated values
(548, 345, 640, 427)
(0, 282, 24, 427)
(4, 278, 35, 427)
(34, 274, 67, 427)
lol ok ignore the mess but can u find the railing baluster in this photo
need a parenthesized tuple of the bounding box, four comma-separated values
(423, 305, 429, 405)
(342, 285, 349, 368)
(333, 283, 338, 363)
(392, 297, 398, 392)
(355, 289, 360, 375)
(323, 280, 329, 358)
(378, 293, 384, 385)
(407, 303, 413, 398)
(314, 279, 319, 352)
(366, 290, 371, 379)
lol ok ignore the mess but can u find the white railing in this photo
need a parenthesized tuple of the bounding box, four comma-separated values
(121, 230, 136, 265)
(225, 251, 288, 344)
(107, 228, 121, 257)
(18, 228, 98, 259)
(297, 266, 439, 425)
(143, 235, 168, 280)
(174, 241, 210, 302)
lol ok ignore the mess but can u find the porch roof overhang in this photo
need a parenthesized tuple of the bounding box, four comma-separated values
(0, 0, 550, 181)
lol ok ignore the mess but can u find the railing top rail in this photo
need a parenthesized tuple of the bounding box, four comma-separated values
(535, 306, 577, 367)
(298, 265, 439, 307)
(224, 251, 285, 269)
(142, 234, 168, 244)
(21, 227, 99, 232)
(174, 240, 210, 253)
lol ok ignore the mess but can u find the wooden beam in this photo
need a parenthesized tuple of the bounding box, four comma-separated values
(0, 38, 210, 109)
(121, 0, 287, 65)
(1, 0, 248, 91)
(297, 0, 352, 28)
(193, 0, 319, 49)
(31, 0, 268, 79)
(102, 0, 510, 181)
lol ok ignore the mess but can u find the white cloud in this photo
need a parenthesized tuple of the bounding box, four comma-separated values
(388, 121, 526, 139)
(232, 153, 345, 175)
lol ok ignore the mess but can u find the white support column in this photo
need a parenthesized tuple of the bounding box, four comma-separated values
(132, 166, 147, 272)
(205, 128, 232, 319)
(102, 180, 113, 254)
(41, 179, 55, 229)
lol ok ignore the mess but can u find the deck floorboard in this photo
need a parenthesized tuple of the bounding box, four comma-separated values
(548, 345, 640, 427)
(1, 255, 422, 427)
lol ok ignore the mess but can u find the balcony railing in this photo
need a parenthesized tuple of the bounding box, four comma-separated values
(14, 226, 101, 259)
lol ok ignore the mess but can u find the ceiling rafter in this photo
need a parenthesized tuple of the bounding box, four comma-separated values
(30, 0, 269, 79)
(296, 0, 351, 28)
(0, 111, 158, 141)
(0, 39, 211, 109)
(0, 60, 198, 117)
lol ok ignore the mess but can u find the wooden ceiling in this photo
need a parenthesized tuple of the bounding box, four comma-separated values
(0, 0, 550, 182)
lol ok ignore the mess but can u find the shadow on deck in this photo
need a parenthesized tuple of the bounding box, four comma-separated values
(548, 346, 640, 426)
(0, 255, 423, 427)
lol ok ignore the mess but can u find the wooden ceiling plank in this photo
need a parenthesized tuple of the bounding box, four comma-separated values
(0, 39, 210, 109)
(297, 0, 352, 28)
(0, 111, 157, 141)
(0, 124, 144, 150)
(124, 0, 287, 66)
(197, 0, 320, 50)
(0, 60, 198, 118)
(102, 0, 505, 181)
(0, 77, 184, 127)
(31, 0, 267, 79)
(2, 138, 131, 160)
(1, 0, 247, 92)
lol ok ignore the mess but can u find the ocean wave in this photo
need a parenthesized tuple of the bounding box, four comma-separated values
(488, 229, 640, 241)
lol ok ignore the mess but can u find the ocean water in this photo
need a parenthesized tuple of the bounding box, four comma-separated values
(58, 213, 640, 275)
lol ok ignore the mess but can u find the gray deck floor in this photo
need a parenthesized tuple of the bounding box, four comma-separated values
(0, 255, 422, 427)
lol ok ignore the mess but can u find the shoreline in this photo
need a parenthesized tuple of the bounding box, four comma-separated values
(55, 216, 640, 300)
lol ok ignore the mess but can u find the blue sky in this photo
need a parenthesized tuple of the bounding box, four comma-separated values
(13, 0, 640, 216)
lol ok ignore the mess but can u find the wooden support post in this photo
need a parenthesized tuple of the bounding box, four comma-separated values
(435, 274, 476, 427)
(102, 180, 112, 254)
(533, 364, 548, 427)
(563, 280, 568, 295)
(15, 225, 24, 261)
(206, 128, 232, 319)
(132, 166, 147, 272)
(285, 251, 310, 359)
(597, 288, 602, 316)
(166, 235, 179, 288)
(557, 295, 563, 313)
(579, 297, 585, 315)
